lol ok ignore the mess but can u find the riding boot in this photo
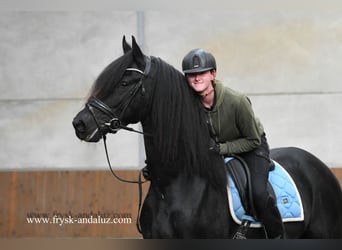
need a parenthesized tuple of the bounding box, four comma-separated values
(260, 196, 286, 239)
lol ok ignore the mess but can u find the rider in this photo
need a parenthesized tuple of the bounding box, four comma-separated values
(182, 48, 285, 239)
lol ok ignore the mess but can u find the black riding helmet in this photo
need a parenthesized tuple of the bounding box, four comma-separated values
(182, 48, 216, 74)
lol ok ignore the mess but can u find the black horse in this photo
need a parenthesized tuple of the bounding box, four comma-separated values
(72, 36, 342, 238)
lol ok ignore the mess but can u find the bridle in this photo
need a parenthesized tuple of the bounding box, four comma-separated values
(86, 56, 152, 137)
(85, 56, 152, 233)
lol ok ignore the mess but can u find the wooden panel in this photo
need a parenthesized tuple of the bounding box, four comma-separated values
(0, 169, 341, 237)
(0, 170, 149, 238)
(331, 168, 342, 187)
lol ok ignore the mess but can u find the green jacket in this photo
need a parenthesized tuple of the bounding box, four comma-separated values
(206, 80, 264, 155)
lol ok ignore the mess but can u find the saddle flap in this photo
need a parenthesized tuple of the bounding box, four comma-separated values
(225, 157, 252, 214)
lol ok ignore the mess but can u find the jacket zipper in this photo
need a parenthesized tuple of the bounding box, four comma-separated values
(207, 111, 219, 143)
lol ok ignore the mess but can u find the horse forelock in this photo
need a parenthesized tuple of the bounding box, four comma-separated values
(88, 51, 134, 100)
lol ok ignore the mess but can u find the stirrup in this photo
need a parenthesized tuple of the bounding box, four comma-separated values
(233, 219, 251, 239)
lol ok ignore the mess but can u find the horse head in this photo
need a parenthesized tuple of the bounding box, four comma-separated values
(72, 36, 153, 142)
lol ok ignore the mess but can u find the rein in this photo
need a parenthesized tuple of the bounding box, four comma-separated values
(86, 56, 152, 234)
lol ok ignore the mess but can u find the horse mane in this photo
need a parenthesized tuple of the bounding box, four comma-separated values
(151, 57, 227, 190)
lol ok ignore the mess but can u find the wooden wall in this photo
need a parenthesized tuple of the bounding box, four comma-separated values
(1, 169, 341, 238)
(0, 170, 148, 238)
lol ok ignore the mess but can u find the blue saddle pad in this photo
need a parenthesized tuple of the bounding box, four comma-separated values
(225, 157, 304, 227)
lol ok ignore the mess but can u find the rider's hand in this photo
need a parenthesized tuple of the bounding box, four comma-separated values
(209, 138, 220, 154)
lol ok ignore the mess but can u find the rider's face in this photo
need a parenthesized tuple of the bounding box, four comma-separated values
(186, 70, 216, 95)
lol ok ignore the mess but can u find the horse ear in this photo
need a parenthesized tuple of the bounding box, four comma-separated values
(131, 36, 145, 67)
(122, 35, 131, 53)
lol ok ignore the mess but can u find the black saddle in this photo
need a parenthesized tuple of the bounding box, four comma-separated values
(225, 156, 275, 218)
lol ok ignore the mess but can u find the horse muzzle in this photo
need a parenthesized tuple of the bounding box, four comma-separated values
(72, 115, 102, 142)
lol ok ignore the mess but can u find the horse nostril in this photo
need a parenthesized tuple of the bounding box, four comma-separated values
(72, 119, 86, 133)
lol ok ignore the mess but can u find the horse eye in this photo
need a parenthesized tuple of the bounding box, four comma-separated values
(121, 81, 128, 86)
